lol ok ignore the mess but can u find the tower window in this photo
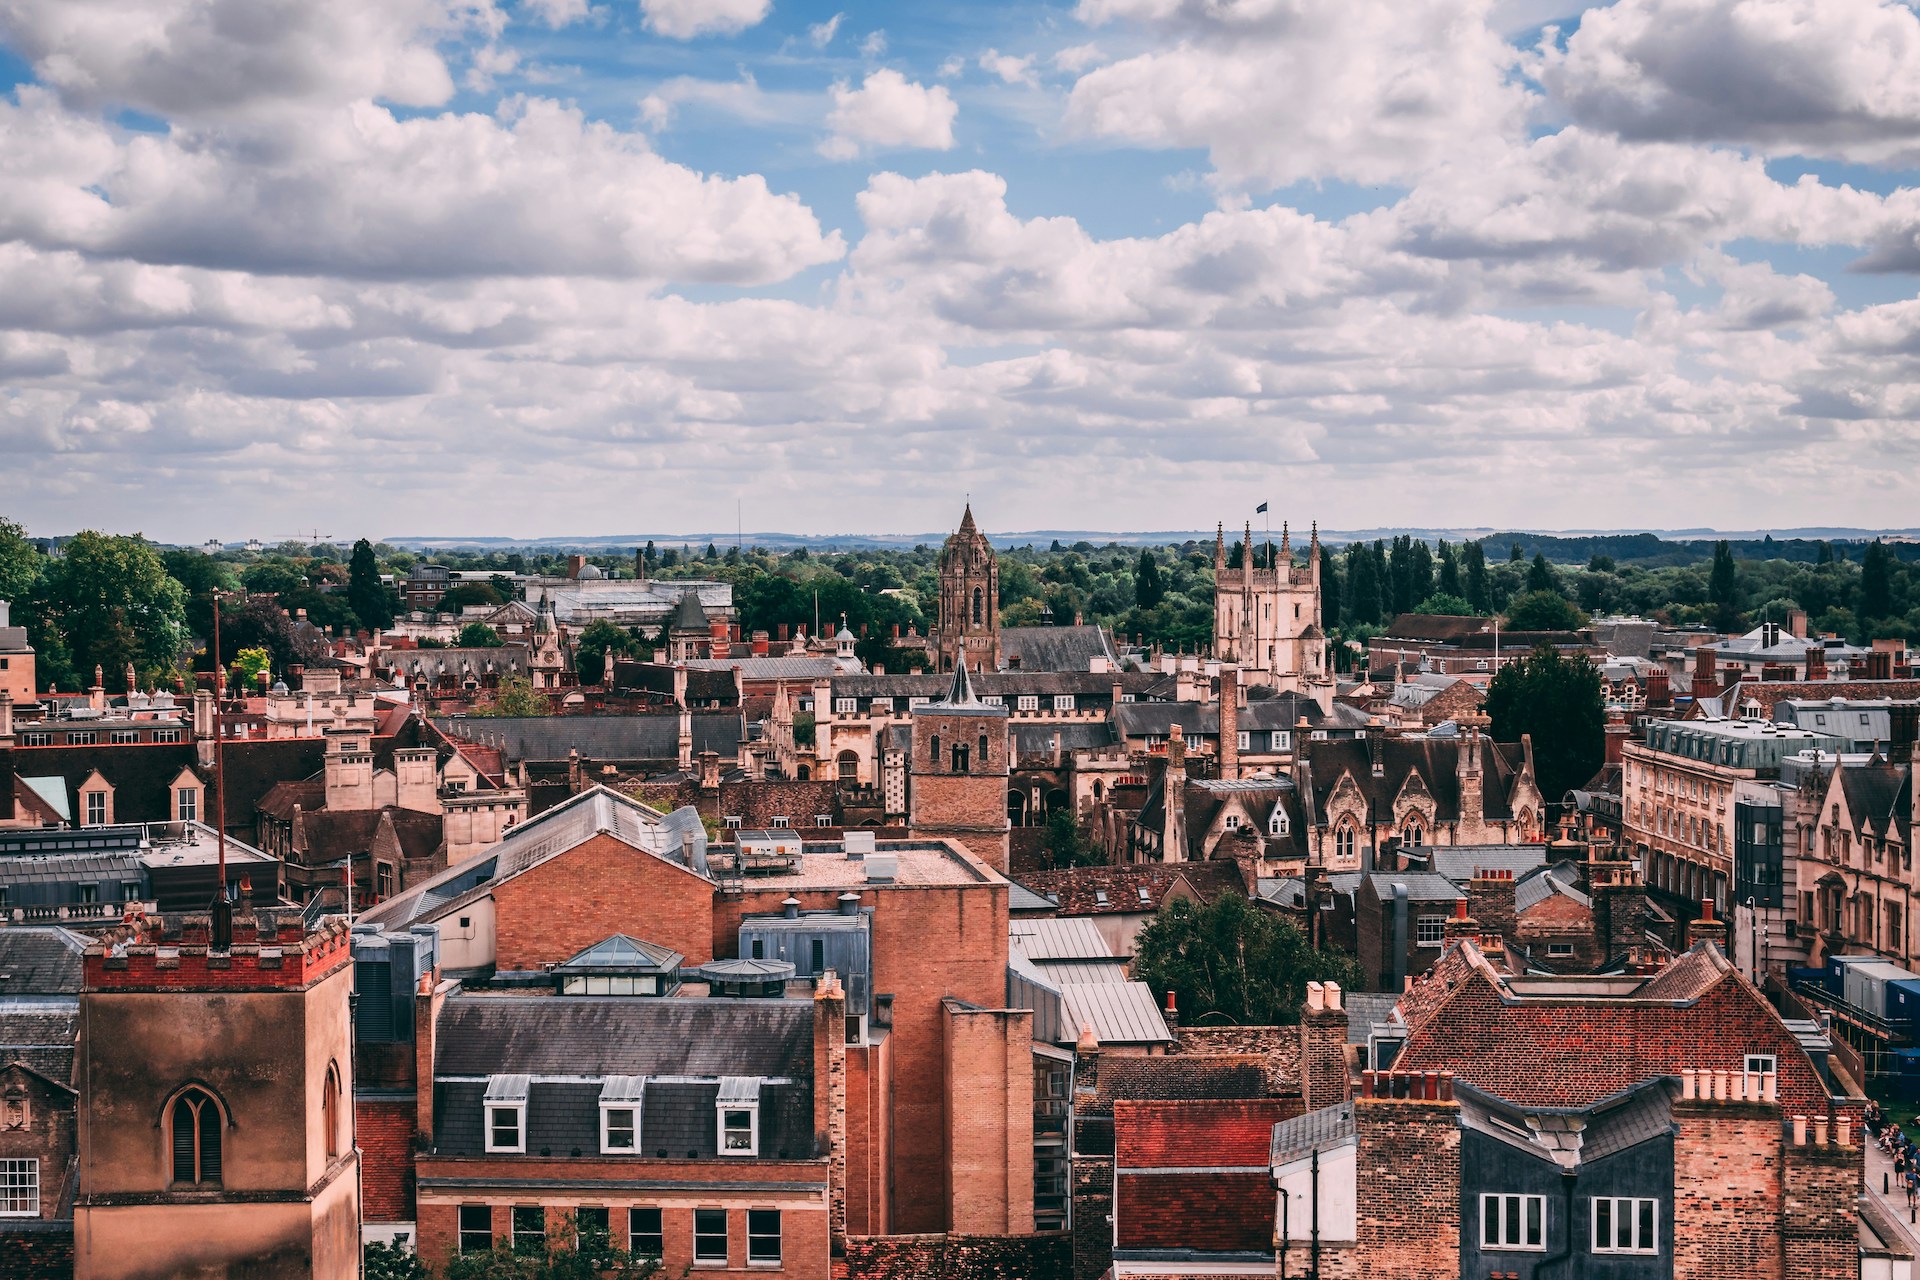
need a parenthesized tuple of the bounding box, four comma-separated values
(170, 1088, 223, 1185)
(951, 744, 970, 773)
(972, 587, 983, 626)
(978, 732, 989, 763)
(930, 735, 940, 764)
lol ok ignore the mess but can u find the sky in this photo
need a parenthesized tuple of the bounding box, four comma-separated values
(4, 0, 1920, 543)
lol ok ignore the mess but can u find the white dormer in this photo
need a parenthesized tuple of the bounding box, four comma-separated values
(717, 1077, 761, 1156)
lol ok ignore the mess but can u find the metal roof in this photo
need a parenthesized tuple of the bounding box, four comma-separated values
(1010, 916, 1116, 961)
(600, 1075, 647, 1103)
(485, 1073, 530, 1103)
(1270, 1102, 1356, 1167)
(717, 1076, 763, 1105)
(1060, 981, 1174, 1046)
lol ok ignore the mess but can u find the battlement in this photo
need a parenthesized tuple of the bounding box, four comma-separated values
(84, 911, 354, 991)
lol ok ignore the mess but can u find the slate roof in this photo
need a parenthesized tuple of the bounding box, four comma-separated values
(0, 929, 87, 996)
(293, 807, 443, 869)
(1342, 992, 1400, 1045)
(1455, 1077, 1675, 1170)
(1839, 759, 1913, 841)
(0, 1000, 78, 1088)
(1270, 1101, 1356, 1167)
(667, 591, 711, 633)
(256, 778, 326, 823)
(999, 625, 1117, 673)
(1303, 735, 1531, 824)
(1515, 861, 1589, 914)
(1016, 861, 1248, 916)
(435, 714, 743, 764)
(1363, 871, 1464, 903)
(1012, 723, 1117, 756)
(831, 670, 1159, 699)
(1425, 845, 1548, 885)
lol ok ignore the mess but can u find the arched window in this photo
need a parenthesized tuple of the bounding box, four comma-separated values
(170, 1087, 223, 1185)
(972, 588, 983, 626)
(323, 1064, 342, 1160)
(1335, 823, 1355, 862)
(930, 735, 941, 764)
(837, 751, 860, 783)
(1269, 805, 1289, 837)
(951, 744, 970, 773)
(1403, 823, 1424, 848)
(977, 733, 989, 764)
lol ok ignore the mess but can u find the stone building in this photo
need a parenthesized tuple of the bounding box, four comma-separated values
(906, 661, 1013, 874)
(931, 506, 1000, 674)
(1210, 521, 1328, 692)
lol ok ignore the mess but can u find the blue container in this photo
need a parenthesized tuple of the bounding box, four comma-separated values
(1890, 978, 1920, 1035)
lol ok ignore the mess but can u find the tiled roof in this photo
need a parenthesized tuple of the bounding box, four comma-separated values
(999, 625, 1117, 673)
(1115, 1097, 1296, 1168)
(1089, 1055, 1271, 1114)
(1305, 736, 1530, 824)
(0, 999, 78, 1088)
(0, 929, 87, 996)
(436, 714, 742, 764)
(1364, 871, 1464, 903)
(1016, 861, 1247, 916)
(1114, 1098, 1298, 1254)
(435, 993, 811, 1077)
(1270, 1102, 1356, 1166)
(256, 778, 326, 822)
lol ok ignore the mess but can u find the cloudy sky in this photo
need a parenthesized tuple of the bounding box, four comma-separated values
(3, 0, 1920, 542)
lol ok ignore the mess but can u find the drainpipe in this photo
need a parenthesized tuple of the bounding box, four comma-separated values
(1536, 1169, 1579, 1277)
(1278, 1186, 1289, 1280)
(1391, 883, 1410, 994)
(1310, 1145, 1321, 1280)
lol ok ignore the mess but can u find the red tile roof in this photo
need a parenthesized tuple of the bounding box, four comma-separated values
(1114, 1098, 1294, 1254)
(1016, 860, 1247, 915)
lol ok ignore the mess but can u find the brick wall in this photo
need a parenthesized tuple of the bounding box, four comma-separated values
(1008, 828, 1049, 875)
(1167, 1025, 1302, 1094)
(835, 1231, 1069, 1280)
(1301, 1006, 1350, 1111)
(942, 1002, 1034, 1235)
(0, 1228, 74, 1280)
(1782, 1136, 1863, 1280)
(1353, 1097, 1460, 1279)
(1068, 1156, 1112, 1280)
(489, 831, 717, 969)
(1671, 1102, 1783, 1280)
(357, 1096, 416, 1223)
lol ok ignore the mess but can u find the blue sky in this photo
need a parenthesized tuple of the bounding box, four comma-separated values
(2, 0, 1919, 542)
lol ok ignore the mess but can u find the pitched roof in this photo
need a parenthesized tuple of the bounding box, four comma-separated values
(1363, 872, 1465, 903)
(0, 928, 87, 996)
(668, 590, 710, 632)
(1059, 982, 1174, 1046)
(0, 1000, 78, 1088)
(1015, 861, 1248, 917)
(434, 993, 810, 1078)
(999, 625, 1117, 673)
(435, 714, 743, 764)
(1305, 735, 1530, 824)
(1009, 916, 1116, 961)
(1115, 1097, 1294, 1169)
(1455, 1077, 1675, 1169)
(1270, 1101, 1356, 1167)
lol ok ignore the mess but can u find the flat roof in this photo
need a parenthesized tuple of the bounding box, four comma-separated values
(735, 840, 999, 890)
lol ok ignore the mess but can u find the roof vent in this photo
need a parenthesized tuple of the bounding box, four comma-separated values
(838, 891, 861, 916)
(864, 852, 897, 884)
(782, 896, 800, 919)
(843, 830, 875, 859)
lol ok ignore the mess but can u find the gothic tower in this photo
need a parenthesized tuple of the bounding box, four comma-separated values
(908, 659, 1012, 873)
(935, 504, 1000, 673)
(1212, 518, 1327, 692)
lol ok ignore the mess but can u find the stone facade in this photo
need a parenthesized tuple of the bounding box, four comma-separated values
(932, 507, 1000, 674)
(1210, 521, 1326, 691)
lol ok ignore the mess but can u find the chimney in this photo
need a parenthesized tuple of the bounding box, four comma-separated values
(124, 662, 137, 696)
(1645, 668, 1671, 707)
(1442, 895, 1480, 942)
(1162, 726, 1188, 860)
(752, 631, 770, 657)
(1163, 988, 1178, 1030)
(1805, 647, 1828, 681)
(1389, 882, 1410, 994)
(778, 623, 790, 644)
(89, 666, 105, 712)
(414, 968, 447, 1141)
(709, 618, 730, 660)
(0, 689, 12, 744)
(1604, 707, 1631, 765)
(1863, 650, 1893, 681)
(1686, 897, 1729, 951)
(1888, 703, 1918, 768)
(566, 554, 586, 579)
(1693, 646, 1719, 698)
(698, 749, 721, 792)
(1368, 717, 1385, 779)
(567, 748, 582, 794)
(1467, 868, 1517, 945)
(1301, 981, 1351, 1111)
(1219, 667, 1240, 781)
(1787, 608, 1808, 639)
(677, 707, 693, 771)
(812, 974, 849, 1246)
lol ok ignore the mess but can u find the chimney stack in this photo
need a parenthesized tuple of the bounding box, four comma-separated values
(1692, 646, 1719, 698)
(1686, 897, 1729, 951)
(1219, 666, 1240, 781)
(1805, 647, 1828, 681)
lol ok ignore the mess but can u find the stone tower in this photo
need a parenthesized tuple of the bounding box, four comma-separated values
(1212, 519, 1328, 692)
(935, 505, 1000, 673)
(75, 911, 359, 1280)
(908, 659, 1012, 873)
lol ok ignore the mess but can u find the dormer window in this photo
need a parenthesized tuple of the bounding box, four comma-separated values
(484, 1075, 529, 1154)
(1270, 807, 1289, 837)
(600, 1077, 645, 1154)
(717, 1077, 761, 1156)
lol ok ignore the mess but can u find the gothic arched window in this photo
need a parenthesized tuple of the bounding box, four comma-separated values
(972, 587, 983, 626)
(1335, 823, 1356, 863)
(951, 744, 970, 773)
(978, 732, 989, 764)
(323, 1063, 342, 1159)
(930, 735, 941, 764)
(170, 1087, 224, 1186)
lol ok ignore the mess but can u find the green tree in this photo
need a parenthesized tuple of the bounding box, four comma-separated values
(1708, 540, 1740, 631)
(457, 623, 505, 648)
(1436, 540, 1461, 599)
(1414, 593, 1476, 616)
(39, 531, 186, 688)
(1463, 540, 1491, 614)
(242, 560, 306, 598)
(574, 618, 634, 685)
(1133, 894, 1361, 1027)
(0, 517, 40, 606)
(348, 538, 395, 632)
(1408, 538, 1434, 607)
(470, 674, 549, 718)
(1318, 543, 1342, 631)
(437, 582, 505, 612)
(1134, 549, 1165, 610)
(1587, 554, 1616, 573)
(1485, 644, 1605, 813)
(363, 1241, 429, 1280)
(1503, 591, 1588, 632)
(1861, 540, 1894, 622)
(1526, 552, 1557, 595)
(230, 646, 272, 687)
(1042, 810, 1104, 868)
(1345, 542, 1383, 626)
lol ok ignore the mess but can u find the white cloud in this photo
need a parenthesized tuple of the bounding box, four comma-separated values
(521, 0, 590, 26)
(1538, 0, 1920, 164)
(638, 0, 770, 40)
(859, 29, 887, 58)
(1064, 0, 1529, 191)
(820, 70, 957, 160)
(639, 72, 800, 131)
(464, 43, 520, 91)
(1053, 43, 1104, 73)
(978, 49, 1036, 85)
(808, 11, 843, 47)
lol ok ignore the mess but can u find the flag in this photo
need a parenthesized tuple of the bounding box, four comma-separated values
(1255, 502, 1268, 513)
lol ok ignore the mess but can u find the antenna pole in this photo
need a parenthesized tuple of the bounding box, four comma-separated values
(210, 591, 232, 947)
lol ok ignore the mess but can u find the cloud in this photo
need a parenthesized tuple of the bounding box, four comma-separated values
(1063, 0, 1529, 190)
(0, 89, 844, 284)
(520, 0, 590, 26)
(1538, 0, 1920, 164)
(639, 72, 801, 131)
(808, 11, 843, 47)
(859, 29, 887, 58)
(1053, 43, 1104, 73)
(0, 0, 492, 118)
(978, 49, 1036, 85)
(638, 0, 770, 40)
(820, 70, 957, 160)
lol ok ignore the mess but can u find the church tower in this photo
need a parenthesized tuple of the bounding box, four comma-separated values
(935, 504, 1000, 673)
(1212, 518, 1327, 691)
(908, 659, 1012, 873)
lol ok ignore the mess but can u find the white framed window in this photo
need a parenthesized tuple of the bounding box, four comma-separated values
(1415, 916, 1446, 947)
(18, 732, 49, 747)
(1591, 1197, 1657, 1254)
(484, 1074, 528, 1154)
(1481, 1193, 1545, 1251)
(1547, 942, 1574, 957)
(601, 1106, 637, 1152)
(908, 696, 930, 707)
(66, 731, 96, 746)
(109, 730, 140, 744)
(1270, 807, 1290, 837)
(575, 1206, 611, 1249)
(458, 1205, 493, 1253)
(1237, 731, 1250, 750)
(1017, 695, 1040, 711)
(981, 695, 1005, 707)
(814, 814, 832, 827)
(84, 792, 108, 826)
(1053, 695, 1076, 711)
(629, 1207, 663, 1257)
(770, 816, 790, 829)
(1120, 693, 1136, 703)
(693, 1208, 728, 1265)
(834, 698, 857, 715)
(176, 787, 198, 824)
(723, 816, 742, 830)
(1143, 735, 1164, 750)
(1744, 1054, 1776, 1081)
(720, 1106, 758, 1155)
(0, 1159, 37, 1216)
(511, 1206, 544, 1252)
(153, 728, 182, 743)
(1224, 814, 1240, 830)
(747, 1208, 781, 1266)
(1271, 731, 1291, 751)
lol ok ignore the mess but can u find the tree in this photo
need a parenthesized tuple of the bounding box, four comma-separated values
(1510, 542, 1524, 563)
(436, 582, 504, 613)
(347, 538, 395, 632)
(574, 618, 637, 686)
(457, 623, 505, 648)
(1134, 549, 1165, 610)
(1344, 542, 1383, 626)
(1463, 540, 1490, 614)
(364, 1241, 429, 1280)
(1318, 543, 1342, 631)
(471, 674, 549, 718)
(1708, 540, 1740, 631)
(1586, 554, 1616, 574)
(1503, 591, 1588, 632)
(241, 560, 306, 599)
(1526, 552, 1557, 595)
(1408, 539, 1434, 608)
(1133, 894, 1361, 1027)
(230, 646, 272, 687)
(1042, 810, 1104, 868)
(0, 517, 39, 606)
(1484, 644, 1605, 814)
(440, 1211, 662, 1280)
(1861, 540, 1894, 622)
(1413, 593, 1476, 616)
(39, 531, 186, 688)
(1436, 540, 1461, 599)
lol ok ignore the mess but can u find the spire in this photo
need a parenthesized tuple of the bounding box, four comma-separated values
(944, 653, 979, 706)
(1280, 521, 1291, 563)
(958, 503, 978, 537)
(1214, 523, 1225, 570)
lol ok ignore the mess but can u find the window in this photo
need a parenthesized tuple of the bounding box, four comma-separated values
(1481, 1193, 1545, 1251)
(724, 816, 742, 829)
(153, 729, 181, 744)
(75, 883, 97, 905)
(1237, 731, 1250, 750)
(628, 1207, 663, 1257)
(1547, 942, 1574, 957)
(1891, 902, 1904, 952)
(84, 792, 107, 826)
(1415, 916, 1446, 947)
(170, 1088, 223, 1185)
(721, 1107, 757, 1154)
(770, 816, 790, 829)
(602, 1106, 637, 1152)
(1224, 814, 1241, 830)
(176, 787, 198, 824)
(110, 730, 140, 744)
(511, 1206, 545, 1255)
(694, 1208, 729, 1264)
(575, 1206, 610, 1249)
(1403, 824, 1424, 848)
(834, 698, 857, 715)
(748, 1209, 782, 1265)
(838, 752, 859, 782)
(323, 1064, 342, 1159)
(1017, 695, 1039, 711)
(485, 1076, 528, 1153)
(1270, 807, 1289, 837)
(930, 735, 941, 762)
(1591, 1197, 1657, 1254)
(951, 744, 969, 772)
(0, 1160, 37, 1217)
(971, 587, 984, 626)
(981, 695, 1004, 706)
(814, 814, 831, 827)
(1053, 695, 1076, 712)
(459, 1205, 493, 1253)
(66, 731, 96, 746)
(18, 732, 49, 747)
(1744, 1054, 1776, 1079)
(1335, 824, 1355, 861)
